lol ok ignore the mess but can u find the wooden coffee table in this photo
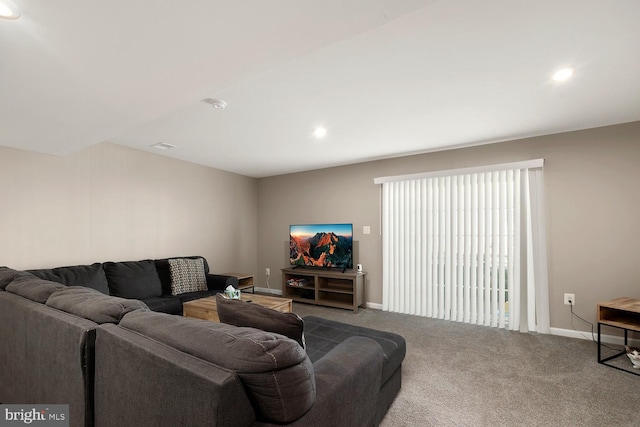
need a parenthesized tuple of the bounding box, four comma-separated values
(183, 293, 293, 322)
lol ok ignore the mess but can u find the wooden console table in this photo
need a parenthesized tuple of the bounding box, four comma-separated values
(597, 297, 640, 376)
(281, 267, 365, 313)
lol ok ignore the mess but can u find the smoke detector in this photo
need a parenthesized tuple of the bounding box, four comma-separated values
(203, 98, 227, 110)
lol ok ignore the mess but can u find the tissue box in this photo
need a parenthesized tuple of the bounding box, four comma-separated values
(224, 286, 241, 300)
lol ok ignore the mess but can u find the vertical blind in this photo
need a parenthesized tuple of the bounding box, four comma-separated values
(375, 160, 549, 333)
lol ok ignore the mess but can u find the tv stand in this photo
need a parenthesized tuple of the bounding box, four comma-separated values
(281, 267, 365, 313)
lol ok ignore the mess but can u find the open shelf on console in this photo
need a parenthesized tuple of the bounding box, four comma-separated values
(317, 276, 355, 294)
(285, 286, 316, 301)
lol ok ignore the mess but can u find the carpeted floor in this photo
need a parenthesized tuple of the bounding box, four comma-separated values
(290, 302, 640, 427)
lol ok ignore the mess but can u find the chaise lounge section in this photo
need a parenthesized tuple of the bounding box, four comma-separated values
(94, 311, 391, 426)
(303, 316, 405, 426)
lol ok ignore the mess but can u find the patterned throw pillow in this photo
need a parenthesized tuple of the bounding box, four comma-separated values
(168, 258, 207, 295)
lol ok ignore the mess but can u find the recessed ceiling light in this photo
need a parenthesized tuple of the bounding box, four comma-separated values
(150, 142, 176, 150)
(203, 98, 227, 110)
(552, 67, 574, 82)
(0, 0, 19, 19)
(313, 127, 327, 139)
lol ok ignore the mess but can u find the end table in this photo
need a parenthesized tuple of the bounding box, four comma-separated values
(223, 273, 255, 293)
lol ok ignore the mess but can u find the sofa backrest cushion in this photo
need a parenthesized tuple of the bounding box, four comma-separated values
(155, 256, 210, 295)
(0, 291, 99, 427)
(5, 275, 65, 303)
(46, 286, 149, 324)
(103, 260, 162, 299)
(0, 267, 32, 290)
(120, 310, 315, 424)
(27, 263, 110, 295)
(168, 257, 208, 295)
(215, 294, 305, 348)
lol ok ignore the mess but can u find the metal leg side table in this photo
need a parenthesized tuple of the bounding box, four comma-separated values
(597, 297, 640, 376)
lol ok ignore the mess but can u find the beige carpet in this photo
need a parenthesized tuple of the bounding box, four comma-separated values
(290, 302, 640, 427)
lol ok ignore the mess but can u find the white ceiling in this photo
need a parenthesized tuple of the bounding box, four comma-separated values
(2, 1, 640, 178)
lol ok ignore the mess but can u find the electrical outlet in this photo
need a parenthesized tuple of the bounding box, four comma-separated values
(266, 268, 270, 276)
(564, 293, 575, 306)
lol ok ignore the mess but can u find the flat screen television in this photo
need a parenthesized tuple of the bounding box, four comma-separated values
(289, 223, 353, 270)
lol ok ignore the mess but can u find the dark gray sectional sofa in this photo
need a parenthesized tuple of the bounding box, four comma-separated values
(26, 256, 238, 314)
(0, 262, 406, 427)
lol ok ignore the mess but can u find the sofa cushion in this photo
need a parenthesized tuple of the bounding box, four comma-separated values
(46, 286, 149, 324)
(5, 275, 65, 303)
(28, 263, 109, 295)
(120, 310, 315, 423)
(303, 316, 406, 386)
(168, 258, 207, 295)
(216, 294, 305, 348)
(0, 267, 31, 290)
(103, 260, 162, 299)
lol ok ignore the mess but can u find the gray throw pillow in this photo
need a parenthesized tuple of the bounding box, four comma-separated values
(169, 258, 207, 295)
(46, 286, 149, 324)
(215, 294, 305, 348)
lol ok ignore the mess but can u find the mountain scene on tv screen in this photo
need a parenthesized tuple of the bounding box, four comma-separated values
(290, 231, 352, 268)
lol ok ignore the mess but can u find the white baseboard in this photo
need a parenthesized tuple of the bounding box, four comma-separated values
(549, 327, 595, 341)
(550, 326, 640, 347)
(365, 302, 383, 310)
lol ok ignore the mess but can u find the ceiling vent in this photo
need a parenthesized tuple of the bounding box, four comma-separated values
(150, 142, 176, 150)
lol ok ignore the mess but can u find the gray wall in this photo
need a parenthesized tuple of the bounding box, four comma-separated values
(3, 122, 639, 332)
(0, 142, 258, 275)
(257, 121, 640, 331)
